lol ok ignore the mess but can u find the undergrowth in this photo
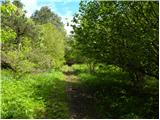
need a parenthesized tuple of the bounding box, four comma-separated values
(1, 69, 69, 119)
(72, 64, 159, 119)
(1, 64, 158, 119)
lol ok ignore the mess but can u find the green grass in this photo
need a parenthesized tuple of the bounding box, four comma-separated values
(1, 64, 158, 119)
(72, 64, 159, 119)
(1, 69, 70, 119)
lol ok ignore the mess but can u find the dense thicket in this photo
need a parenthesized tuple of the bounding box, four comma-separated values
(1, 0, 66, 73)
(72, 1, 159, 81)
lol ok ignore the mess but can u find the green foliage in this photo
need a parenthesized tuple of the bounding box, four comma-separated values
(4, 44, 35, 73)
(0, 0, 17, 16)
(1, 1, 37, 73)
(31, 6, 64, 32)
(30, 6, 66, 70)
(1, 27, 16, 42)
(1, 70, 69, 119)
(1, 1, 66, 72)
(26, 23, 65, 71)
(0, 1, 17, 42)
(72, 64, 89, 74)
(2, 0, 158, 119)
(72, 64, 158, 119)
(64, 36, 86, 64)
(12, 0, 24, 9)
(72, 1, 158, 81)
(40, 23, 65, 67)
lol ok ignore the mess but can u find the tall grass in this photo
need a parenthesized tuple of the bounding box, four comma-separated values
(1, 69, 69, 119)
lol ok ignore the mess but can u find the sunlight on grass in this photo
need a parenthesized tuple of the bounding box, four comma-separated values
(1, 70, 69, 119)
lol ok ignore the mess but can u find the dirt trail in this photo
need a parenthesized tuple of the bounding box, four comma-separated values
(64, 68, 95, 119)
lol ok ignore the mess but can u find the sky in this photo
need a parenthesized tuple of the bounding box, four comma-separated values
(20, 0, 81, 35)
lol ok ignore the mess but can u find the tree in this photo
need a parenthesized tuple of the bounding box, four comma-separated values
(1, 1, 67, 72)
(0, 0, 17, 42)
(1, 0, 40, 73)
(12, 0, 23, 9)
(39, 23, 65, 68)
(31, 6, 64, 32)
(30, 6, 66, 69)
(72, 1, 158, 80)
(1, 0, 38, 50)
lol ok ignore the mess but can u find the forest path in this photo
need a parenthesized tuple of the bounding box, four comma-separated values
(64, 66, 95, 119)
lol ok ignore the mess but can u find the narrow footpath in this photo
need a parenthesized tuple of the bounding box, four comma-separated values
(64, 67, 95, 119)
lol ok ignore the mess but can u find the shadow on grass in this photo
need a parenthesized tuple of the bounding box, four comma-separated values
(10, 68, 157, 119)
(73, 69, 159, 119)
